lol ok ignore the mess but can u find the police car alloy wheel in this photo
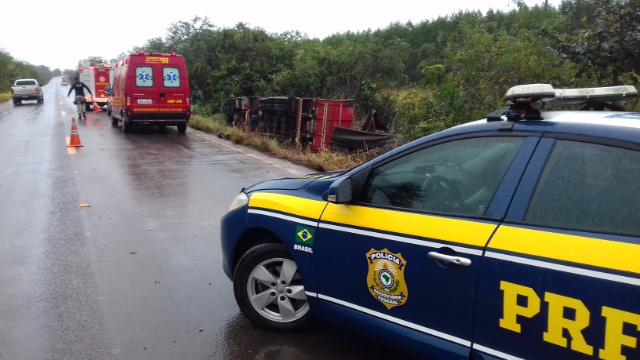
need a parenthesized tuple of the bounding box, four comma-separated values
(233, 243, 311, 330)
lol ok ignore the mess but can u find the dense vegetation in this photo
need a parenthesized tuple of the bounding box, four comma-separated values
(2, 0, 638, 146)
(132, 0, 638, 143)
(0, 49, 59, 90)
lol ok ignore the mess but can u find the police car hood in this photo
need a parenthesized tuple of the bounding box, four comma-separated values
(244, 170, 347, 192)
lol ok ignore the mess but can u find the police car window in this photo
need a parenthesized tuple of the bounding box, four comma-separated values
(163, 67, 180, 88)
(135, 66, 154, 87)
(361, 136, 524, 216)
(526, 140, 640, 236)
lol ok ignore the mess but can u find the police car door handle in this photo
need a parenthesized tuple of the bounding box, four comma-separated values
(427, 252, 472, 266)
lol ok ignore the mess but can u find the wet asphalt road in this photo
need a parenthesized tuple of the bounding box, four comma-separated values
(0, 79, 401, 360)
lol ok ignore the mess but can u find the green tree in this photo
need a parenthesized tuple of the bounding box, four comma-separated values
(133, 37, 168, 54)
(0, 49, 14, 90)
(77, 56, 109, 67)
(0, 49, 54, 89)
(545, 0, 640, 85)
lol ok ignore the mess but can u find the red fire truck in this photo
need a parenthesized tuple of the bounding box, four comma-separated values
(78, 63, 113, 111)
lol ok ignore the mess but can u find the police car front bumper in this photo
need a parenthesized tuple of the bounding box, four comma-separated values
(220, 205, 250, 280)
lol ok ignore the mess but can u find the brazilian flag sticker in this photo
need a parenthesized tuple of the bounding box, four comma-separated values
(295, 226, 314, 246)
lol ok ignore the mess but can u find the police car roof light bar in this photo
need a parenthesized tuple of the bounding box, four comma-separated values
(551, 85, 638, 104)
(504, 84, 556, 102)
(504, 84, 638, 104)
(487, 84, 639, 122)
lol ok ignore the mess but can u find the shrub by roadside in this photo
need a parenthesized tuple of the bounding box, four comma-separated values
(0, 92, 11, 102)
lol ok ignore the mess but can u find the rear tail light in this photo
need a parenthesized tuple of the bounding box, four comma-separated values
(186, 97, 190, 105)
(35, 87, 39, 94)
(126, 97, 130, 106)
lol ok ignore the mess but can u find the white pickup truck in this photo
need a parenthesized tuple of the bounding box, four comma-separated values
(11, 79, 44, 105)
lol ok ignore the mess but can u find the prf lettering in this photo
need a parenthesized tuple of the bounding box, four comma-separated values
(500, 281, 640, 359)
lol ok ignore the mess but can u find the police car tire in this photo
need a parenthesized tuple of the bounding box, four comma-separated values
(233, 243, 312, 331)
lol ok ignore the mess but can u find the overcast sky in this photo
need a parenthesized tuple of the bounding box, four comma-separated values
(1, 0, 560, 71)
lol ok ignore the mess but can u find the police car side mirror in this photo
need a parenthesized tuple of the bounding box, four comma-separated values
(326, 177, 352, 204)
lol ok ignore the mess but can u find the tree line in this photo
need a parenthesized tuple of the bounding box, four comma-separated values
(130, 0, 638, 143)
(2, 0, 638, 144)
(0, 50, 59, 90)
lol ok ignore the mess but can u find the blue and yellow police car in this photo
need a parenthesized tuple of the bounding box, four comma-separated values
(221, 84, 640, 360)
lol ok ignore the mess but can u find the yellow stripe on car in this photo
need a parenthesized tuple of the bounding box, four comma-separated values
(321, 203, 496, 248)
(249, 193, 328, 220)
(490, 226, 640, 274)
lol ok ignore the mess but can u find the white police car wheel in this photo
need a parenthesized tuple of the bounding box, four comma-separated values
(233, 243, 310, 330)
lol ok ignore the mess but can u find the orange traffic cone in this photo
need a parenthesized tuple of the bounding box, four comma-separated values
(93, 100, 102, 112)
(68, 118, 84, 147)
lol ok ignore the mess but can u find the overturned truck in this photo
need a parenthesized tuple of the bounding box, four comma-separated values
(226, 96, 390, 152)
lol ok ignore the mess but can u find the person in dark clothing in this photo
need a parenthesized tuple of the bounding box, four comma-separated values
(67, 74, 93, 119)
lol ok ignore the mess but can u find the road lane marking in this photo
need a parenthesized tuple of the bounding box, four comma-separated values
(66, 137, 77, 154)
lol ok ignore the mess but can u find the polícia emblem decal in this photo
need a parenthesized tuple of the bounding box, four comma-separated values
(366, 248, 408, 310)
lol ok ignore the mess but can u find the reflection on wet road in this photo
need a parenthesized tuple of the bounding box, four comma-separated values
(0, 80, 402, 360)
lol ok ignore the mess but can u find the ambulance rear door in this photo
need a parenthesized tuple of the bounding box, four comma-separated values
(158, 57, 189, 114)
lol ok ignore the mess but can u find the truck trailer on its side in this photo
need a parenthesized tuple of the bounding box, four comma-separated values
(226, 96, 358, 152)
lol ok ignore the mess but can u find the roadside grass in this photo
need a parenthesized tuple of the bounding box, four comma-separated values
(189, 114, 378, 172)
(0, 92, 11, 102)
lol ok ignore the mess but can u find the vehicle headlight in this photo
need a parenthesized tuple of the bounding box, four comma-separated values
(228, 191, 249, 212)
